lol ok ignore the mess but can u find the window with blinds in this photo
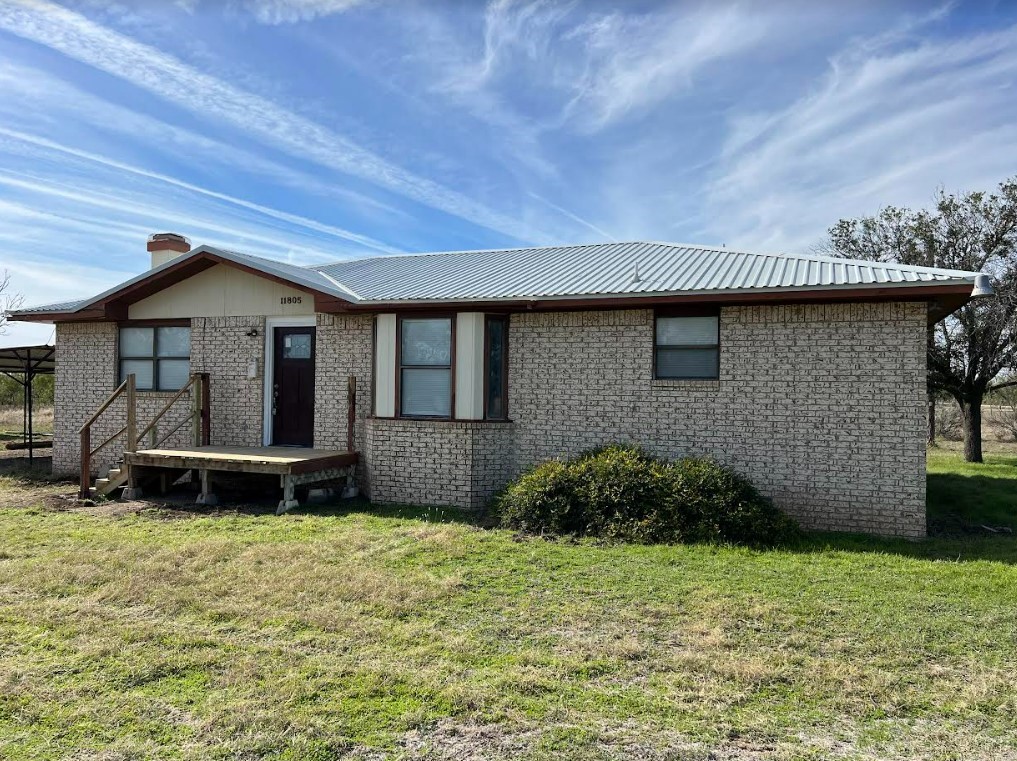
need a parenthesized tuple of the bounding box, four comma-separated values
(654, 313, 719, 379)
(399, 317, 453, 417)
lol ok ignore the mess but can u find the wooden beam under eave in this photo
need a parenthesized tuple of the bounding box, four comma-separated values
(104, 301, 129, 321)
(314, 295, 352, 313)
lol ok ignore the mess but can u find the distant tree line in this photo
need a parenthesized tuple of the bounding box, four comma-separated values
(0, 374, 54, 408)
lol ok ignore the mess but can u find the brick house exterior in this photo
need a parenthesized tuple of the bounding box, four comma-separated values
(19, 236, 986, 539)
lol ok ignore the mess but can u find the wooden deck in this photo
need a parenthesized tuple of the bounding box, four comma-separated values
(126, 445, 358, 475)
(123, 446, 359, 513)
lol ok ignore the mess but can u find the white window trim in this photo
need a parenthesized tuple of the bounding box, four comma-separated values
(262, 315, 317, 445)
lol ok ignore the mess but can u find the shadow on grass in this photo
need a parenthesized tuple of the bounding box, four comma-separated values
(927, 472, 1017, 533)
(790, 531, 1017, 565)
(134, 493, 490, 528)
(0, 454, 62, 485)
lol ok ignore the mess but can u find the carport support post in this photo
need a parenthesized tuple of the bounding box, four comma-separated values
(26, 362, 33, 466)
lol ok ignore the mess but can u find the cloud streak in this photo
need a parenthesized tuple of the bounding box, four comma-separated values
(0, 0, 546, 242)
(704, 20, 1017, 251)
(0, 127, 395, 253)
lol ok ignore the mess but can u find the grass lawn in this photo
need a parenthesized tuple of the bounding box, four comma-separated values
(1, 448, 1016, 760)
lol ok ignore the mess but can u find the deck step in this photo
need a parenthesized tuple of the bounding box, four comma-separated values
(93, 465, 130, 497)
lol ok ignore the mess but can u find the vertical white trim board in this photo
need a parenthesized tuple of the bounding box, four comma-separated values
(262, 315, 317, 446)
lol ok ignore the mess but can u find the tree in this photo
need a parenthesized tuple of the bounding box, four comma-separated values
(0, 269, 24, 336)
(822, 178, 1017, 463)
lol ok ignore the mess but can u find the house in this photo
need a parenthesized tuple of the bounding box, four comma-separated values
(11, 233, 991, 537)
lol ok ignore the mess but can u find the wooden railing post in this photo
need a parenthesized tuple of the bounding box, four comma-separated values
(200, 373, 210, 446)
(79, 426, 90, 499)
(347, 375, 356, 452)
(191, 374, 201, 447)
(125, 373, 137, 453)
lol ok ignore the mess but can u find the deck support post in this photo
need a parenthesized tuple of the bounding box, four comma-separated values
(341, 470, 358, 499)
(196, 469, 218, 506)
(122, 463, 142, 500)
(277, 475, 299, 515)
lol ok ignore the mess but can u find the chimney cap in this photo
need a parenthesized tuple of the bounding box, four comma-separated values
(146, 232, 191, 254)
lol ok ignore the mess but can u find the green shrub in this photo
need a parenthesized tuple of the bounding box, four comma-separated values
(494, 444, 799, 547)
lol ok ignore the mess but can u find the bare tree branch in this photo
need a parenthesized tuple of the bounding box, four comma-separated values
(0, 269, 25, 336)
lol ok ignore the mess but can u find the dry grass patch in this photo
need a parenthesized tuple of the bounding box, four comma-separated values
(1, 456, 1016, 759)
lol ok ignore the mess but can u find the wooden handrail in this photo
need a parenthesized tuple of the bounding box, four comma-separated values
(79, 372, 210, 499)
(152, 410, 199, 450)
(136, 374, 201, 444)
(80, 374, 134, 498)
(90, 425, 128, 458)
(78, 377, 129, 434)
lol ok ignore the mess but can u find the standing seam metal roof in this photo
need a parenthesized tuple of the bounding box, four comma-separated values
(307, 241, 979, 302)
(11, 240, 981, 315)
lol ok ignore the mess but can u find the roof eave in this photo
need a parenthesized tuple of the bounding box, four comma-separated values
(340, 279, 978, 312)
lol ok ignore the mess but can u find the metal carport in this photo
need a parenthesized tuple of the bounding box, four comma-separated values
(0, 344, 55, 465)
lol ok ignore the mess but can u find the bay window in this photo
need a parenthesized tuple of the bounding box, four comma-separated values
(484, 315, 508, 419)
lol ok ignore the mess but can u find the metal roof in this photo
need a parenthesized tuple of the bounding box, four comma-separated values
(14, 299, 88, 314)
(0, 344, 55, 375)
(11, 240, 983, 317)
(308, 241, 980, 303)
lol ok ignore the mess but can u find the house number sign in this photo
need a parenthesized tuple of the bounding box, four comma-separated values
(280, 296, 303, 305)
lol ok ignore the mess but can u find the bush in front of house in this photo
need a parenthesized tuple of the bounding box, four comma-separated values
(493, 444, 799, 547)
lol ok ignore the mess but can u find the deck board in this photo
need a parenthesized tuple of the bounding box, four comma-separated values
(126, 445, 358, 475)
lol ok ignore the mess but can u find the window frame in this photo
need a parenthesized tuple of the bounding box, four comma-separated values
(395, 314, 456, 419)
(117, 319, 192, 392)
(483, 314, 510, 420)
(653, 307, 720, 381)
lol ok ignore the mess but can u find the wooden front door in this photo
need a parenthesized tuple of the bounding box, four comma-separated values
(272, 327, 315, 446)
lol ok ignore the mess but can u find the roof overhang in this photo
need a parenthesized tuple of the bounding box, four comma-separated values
(10, 248, 353, 323)
(335, 280, 977, 325)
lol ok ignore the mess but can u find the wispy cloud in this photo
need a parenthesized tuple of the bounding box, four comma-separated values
(418, 1, 770, 134)
(230, 0, 367, 25)
(558, 5, 768, 131)
(0, 0, 546, 242)
(704, 19, 1017, 251)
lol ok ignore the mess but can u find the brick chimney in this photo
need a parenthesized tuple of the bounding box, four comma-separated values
(147, 233, 191, 268)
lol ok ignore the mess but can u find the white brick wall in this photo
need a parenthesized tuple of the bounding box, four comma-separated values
(313, 313, 374, 486)
(364, 418, 515, 508)
(53, 300, 928, 536)
(53, 317, 265, 475)
(508, 303, 927, 537)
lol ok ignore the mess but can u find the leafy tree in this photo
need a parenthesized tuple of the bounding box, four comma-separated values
(823, 178, 1017, 462)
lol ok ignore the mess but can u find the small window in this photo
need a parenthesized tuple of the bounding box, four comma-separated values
(485, 315, 508, 419)
(654, 313, 719, 379)
(119, 325, 191, 391)
(399, 317, 452, 417)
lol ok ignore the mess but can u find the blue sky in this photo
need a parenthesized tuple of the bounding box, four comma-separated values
(1, 0, 1017, 345)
